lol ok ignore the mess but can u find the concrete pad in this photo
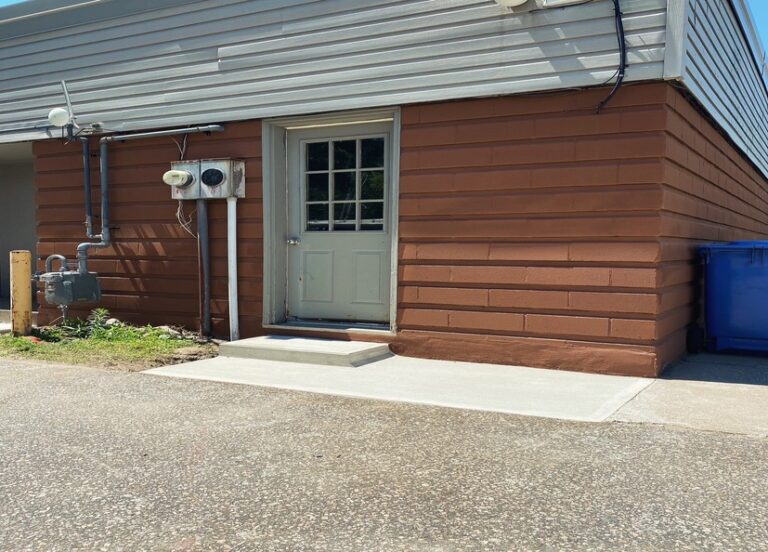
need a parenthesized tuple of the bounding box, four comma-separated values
(0, 322, 10, 334)
(614, 354, 768, 437)
(146, 355, 652, 422)
(0, 309, 38, 326)
(611, 378, 768, 437)
(219, 336, 392, 366)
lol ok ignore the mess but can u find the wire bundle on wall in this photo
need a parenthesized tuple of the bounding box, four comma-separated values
(597, 0, 627, 113)
(171, 134, 196, 238)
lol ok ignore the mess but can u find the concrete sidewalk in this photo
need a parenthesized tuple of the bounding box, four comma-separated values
(147, 352, 768, 436)
(148, 355, 652, 422)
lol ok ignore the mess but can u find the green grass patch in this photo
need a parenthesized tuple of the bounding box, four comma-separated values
(0, 308, 217, 370)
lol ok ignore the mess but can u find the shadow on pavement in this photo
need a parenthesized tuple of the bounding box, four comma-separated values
(662, 353, 768, 386)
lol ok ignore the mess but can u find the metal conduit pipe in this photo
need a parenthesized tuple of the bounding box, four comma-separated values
(80, 137, 96, 239)
(102, 125, 223, 143)
(76, 139, 110, 273)
(227, 196, 240, 342)
(75, 125, 224, 274)
(45, 254, 68, 273)
(197, 199, 212, 337)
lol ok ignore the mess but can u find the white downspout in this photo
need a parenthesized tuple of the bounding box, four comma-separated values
(227, 196, 240, 341)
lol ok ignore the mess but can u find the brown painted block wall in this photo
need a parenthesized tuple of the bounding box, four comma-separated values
(656, 86, 768, 366)
(34, 122, 264, 337)
(32, 82, 768, 377)
(395, 83, 671, 376)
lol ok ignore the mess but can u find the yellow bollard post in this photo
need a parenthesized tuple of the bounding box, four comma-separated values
(10, 250, 32, 337)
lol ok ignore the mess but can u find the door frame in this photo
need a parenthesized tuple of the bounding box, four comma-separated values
(261, 108, 401, 335)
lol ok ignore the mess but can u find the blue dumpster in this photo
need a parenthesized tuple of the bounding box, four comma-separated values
(700, 241, 768, 353)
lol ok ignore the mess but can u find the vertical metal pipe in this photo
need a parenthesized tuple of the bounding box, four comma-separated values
(196, 198, 211, 337)
(99, 139, 110, 243)
(80, 137, 94, 238)
(227, 196, 240, 341)
(76, 139, 111, 273)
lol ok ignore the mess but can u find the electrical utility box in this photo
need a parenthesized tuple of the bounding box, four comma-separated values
(163, 159, 245, 200)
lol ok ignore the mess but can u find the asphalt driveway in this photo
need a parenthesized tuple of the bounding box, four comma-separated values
(0, 359, 766, 551)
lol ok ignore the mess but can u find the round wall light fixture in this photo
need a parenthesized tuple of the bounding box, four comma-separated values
(47, 107, 71, 127)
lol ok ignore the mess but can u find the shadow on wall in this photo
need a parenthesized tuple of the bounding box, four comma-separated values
(0, 144, 36, 300)
(111, 222, 200, 322)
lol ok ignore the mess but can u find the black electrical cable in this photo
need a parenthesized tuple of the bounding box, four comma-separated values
(597, 0, 627, 113)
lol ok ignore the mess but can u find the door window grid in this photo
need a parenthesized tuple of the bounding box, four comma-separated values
(304, 137, 385, 232)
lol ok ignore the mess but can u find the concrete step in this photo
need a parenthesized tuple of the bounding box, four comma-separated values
(219, 336, 392, 367)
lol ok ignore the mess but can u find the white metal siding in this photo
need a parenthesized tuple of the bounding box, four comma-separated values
(0, 0, 667, 142)
(682, 0, 768, 176)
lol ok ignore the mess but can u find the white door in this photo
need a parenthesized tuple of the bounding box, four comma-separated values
(286, 122, 392, 324)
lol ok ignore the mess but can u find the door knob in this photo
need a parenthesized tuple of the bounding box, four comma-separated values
(287, 237, 301, 245)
